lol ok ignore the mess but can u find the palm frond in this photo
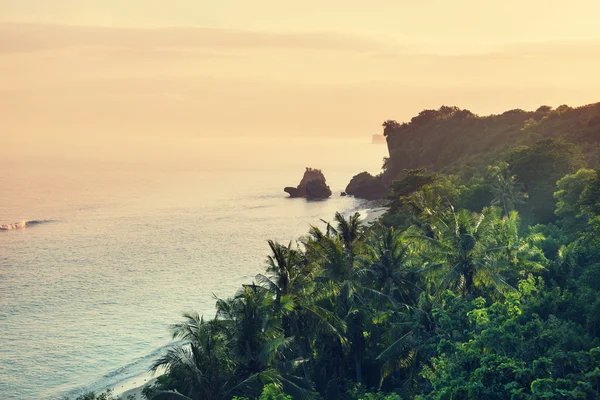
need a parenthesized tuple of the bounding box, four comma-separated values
(150, 391, 194, 400)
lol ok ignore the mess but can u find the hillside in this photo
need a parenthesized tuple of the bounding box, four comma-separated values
(383, 103, 600, 180)
(347, 103, 600, 201)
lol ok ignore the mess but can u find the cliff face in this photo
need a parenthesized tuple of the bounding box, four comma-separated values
(345, 172, 386, 200)
(285, 168, 332, 199)
(347, 103, 600, 200)
(382, 103, 600, 182)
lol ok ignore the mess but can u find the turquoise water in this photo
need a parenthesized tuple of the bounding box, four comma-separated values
(0, 137, 386, 399)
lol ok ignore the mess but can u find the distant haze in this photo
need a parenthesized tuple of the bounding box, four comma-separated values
(2, 1, 600, 150)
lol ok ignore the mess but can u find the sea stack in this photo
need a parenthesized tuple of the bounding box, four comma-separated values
(284, 168, 332, 199)
(345, 172, 387, 200)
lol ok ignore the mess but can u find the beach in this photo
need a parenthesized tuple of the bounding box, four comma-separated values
(361, 207, 388, 225)
(112, 373, 156, 399)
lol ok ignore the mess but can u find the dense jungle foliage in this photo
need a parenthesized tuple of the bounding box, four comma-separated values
(383, 103, 600, 180)
(347, 104, 600, 205)
(76, 106, 600, 400)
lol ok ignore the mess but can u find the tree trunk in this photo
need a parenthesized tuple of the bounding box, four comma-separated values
(335, 339, 344, 379)
(465, 271, 474, 300)
(291, 313, 312, 382)
(355, 353, 363, 383)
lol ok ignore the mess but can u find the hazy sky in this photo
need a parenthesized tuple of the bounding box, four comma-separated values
(2, 1, 600, 146)
(4, 0, 600, 45)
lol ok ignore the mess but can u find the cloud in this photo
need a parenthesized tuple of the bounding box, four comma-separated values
(0, 22, 386, 54)
(497, 40, 600, 60)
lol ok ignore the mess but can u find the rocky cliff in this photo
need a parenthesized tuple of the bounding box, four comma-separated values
(382, 103, 600, 181)
(285, 168, 332, 199)
(345, 172, 386, 200)
(347, 103, 600, 200)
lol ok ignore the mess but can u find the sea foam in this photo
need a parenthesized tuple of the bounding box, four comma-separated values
(0, 220, 53, 231)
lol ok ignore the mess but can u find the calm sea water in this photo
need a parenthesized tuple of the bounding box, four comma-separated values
(0, 137, 386, 399)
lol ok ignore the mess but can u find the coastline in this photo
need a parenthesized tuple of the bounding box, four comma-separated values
(360, 206, 387, 225)
(111, 372, 157, 399)
(106, 206, 387, 399)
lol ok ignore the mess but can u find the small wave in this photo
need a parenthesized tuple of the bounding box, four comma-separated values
(246, 204, 269, 210)
(58, 342, 178, 399)
(0, 220, 53, 231)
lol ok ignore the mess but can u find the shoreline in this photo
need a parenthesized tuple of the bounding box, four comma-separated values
(111, 372, 157, 399)
(360, 206, 388, 225)
(105, 206, 387, 399)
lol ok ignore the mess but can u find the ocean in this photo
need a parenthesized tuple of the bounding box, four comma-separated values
(0, 136, 386, 399)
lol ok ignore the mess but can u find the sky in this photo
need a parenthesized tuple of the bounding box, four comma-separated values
(2, 0, 600, 146)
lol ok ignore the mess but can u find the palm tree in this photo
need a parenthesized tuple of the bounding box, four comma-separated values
(307, 234, 354, 283)
(256, 240, 315, 381)
(553, 241, 579, 287)
(364, 226, 420, 304)
(336, 281, 370, 384)
(413, 207, 516, 299)
(306, 212, 370, 284)
(304, 216, 402, 386)
(376, 292, 435, 395)
(215, 284, 280, 375)
(257, 236, 363, 388)
(216, 282, 316, 398)
(256, 241, 311, 308)
(321, 212, 365, 252)
(310, 280, 372, 385)
(149, 315, 235, 400)
(490, 165, 526, 216)
(495, 211, 547, 284)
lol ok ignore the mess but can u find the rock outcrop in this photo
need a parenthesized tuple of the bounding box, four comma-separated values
(345, 172, 387, 200)
(285, 168, 332, 199)
(284, 186, 302, 197)
(306, 180, 333, 199)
